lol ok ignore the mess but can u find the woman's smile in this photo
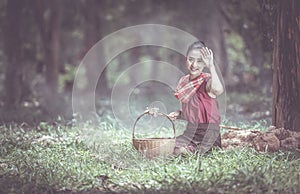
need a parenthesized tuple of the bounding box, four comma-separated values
(191, 67, 200, 73)
(191, 67, 197, 72)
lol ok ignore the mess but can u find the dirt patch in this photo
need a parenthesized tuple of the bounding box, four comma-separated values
(221, 126, 300, 152)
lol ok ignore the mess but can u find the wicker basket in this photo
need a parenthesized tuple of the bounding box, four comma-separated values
(132, 110, 176, 159)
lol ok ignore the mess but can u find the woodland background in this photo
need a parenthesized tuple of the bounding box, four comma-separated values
(1, 1, 300, 193)
(0, 0, 289, 126)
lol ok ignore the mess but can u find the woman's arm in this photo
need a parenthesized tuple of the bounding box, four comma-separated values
(201, 47, 224, 97)
(206, 65, 224, 98)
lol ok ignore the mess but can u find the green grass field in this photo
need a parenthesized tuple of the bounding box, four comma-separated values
(0, 118, 299, 194)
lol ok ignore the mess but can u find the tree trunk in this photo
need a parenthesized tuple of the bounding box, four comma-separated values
(34, 0, 61, 95)
(206, 10, 229, 77)
(46, 0, 62, 96)
(33, 0, 63, 115)
(81, 0, 110, 97)
(272, 0, 300, 131)
(3, 0, 23, 110)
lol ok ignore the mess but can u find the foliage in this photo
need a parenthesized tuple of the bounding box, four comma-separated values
(0, 0, 274, 123)
(218, 0, 274, 88)
(225, 90, 272, 123)
(226, 32, 259, 75)
(1, 120, 299, 193)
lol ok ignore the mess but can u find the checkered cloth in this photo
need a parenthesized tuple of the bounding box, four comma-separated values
(174, 73, 209, 103)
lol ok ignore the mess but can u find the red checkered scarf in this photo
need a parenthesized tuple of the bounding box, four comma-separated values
(174, 73, 209, 103)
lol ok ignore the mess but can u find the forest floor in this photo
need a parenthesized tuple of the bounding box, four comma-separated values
(1, 117, 299, 193)
(1, 90, 299, 193)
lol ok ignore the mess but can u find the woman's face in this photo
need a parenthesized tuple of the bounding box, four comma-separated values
(186, 49, 205, 78)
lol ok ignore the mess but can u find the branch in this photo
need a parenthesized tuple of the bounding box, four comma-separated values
(219, 124, 258, 131)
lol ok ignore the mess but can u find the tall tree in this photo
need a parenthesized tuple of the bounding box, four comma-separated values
(33, 0, 62, 94)
(3, 0, 23, 110)
(272, 0, 300, 131)
(33, 0, 63, 114)
(81, 0, 110, 97)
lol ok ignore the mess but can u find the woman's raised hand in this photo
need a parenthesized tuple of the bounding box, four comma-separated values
(201, 47, 214, 68)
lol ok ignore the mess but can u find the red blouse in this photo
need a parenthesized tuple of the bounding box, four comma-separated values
(180, 75, 221, 124)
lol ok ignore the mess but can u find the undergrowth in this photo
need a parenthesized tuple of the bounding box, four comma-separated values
(0, 119, 299, 194)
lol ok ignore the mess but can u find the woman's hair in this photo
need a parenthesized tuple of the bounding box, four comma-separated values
(186, 41, 206, 56)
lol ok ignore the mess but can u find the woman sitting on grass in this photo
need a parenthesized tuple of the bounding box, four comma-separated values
(168, 41, 224, 155)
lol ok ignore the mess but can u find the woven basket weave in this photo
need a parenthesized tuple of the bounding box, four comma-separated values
(132, 111, 176, 159)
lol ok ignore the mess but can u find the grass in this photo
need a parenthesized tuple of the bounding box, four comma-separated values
(0, 118, 299, 194)
(225, 90, 272, 124)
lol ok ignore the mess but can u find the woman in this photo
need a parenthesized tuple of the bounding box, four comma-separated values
(168, 41, 224, 155)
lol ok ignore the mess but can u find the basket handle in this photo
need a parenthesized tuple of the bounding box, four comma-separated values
(132, 110, 176, 139)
